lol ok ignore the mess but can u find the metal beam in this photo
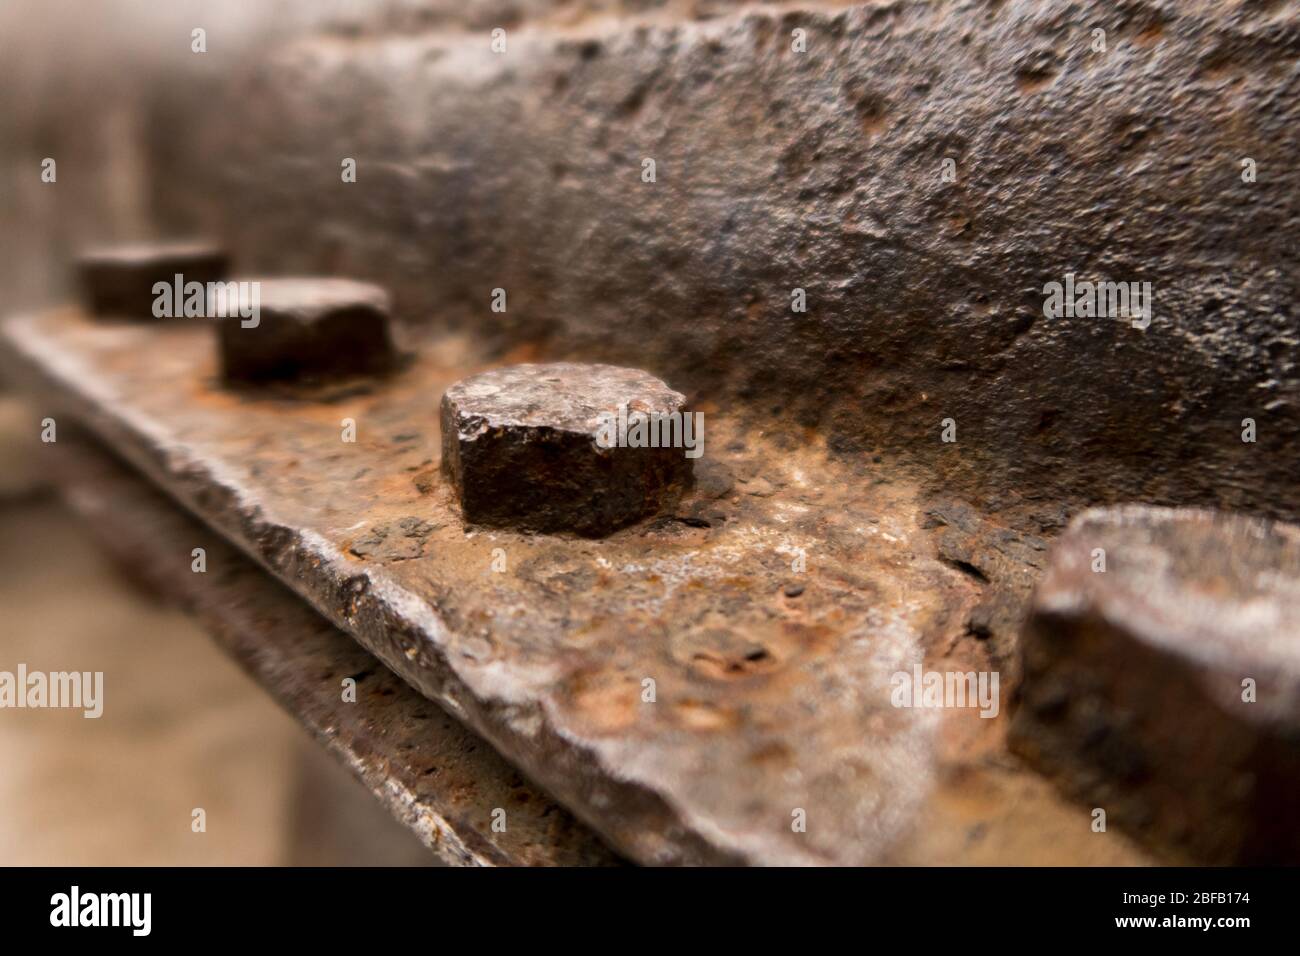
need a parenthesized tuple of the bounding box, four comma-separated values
(0, 307, 1149, 865)
(47, 430, 621, 867)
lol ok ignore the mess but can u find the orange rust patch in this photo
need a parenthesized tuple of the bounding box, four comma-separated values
(566, 667, 643, 735)
(672, 697, 739, 731)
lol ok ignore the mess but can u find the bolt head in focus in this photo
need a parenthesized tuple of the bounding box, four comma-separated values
(440, 362, 695, 536)
(217, 277, 398, 383)
(77, 240, 229, 319)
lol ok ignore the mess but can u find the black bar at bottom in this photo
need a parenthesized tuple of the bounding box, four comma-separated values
(0, 867, 1279, 942)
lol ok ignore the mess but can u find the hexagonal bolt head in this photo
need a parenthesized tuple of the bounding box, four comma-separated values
(1010, 505, 1300, 863)
(77, 240, 229, 319)
(217, 277, 398, 383)
(440, 363, 696, 536)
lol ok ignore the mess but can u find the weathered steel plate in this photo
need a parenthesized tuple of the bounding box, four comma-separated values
(49, 431, 620, 867)
(1, 308, 1149, 865)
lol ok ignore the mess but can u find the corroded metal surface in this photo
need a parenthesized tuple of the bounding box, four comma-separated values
(441, 362, 694, 535)
(77, 241, 229, 320)
(48, 431, 620, 867)
(1011, 505, 1300, 864)
(1, 307, 1150, 865)
(137, 0, 1298, 525)
(219, 277, 398, 382)
(0, 0, 1289, 869)
(4, 1, 1298, 523)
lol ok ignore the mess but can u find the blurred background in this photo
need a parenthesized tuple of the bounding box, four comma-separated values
(0, 0, 442, 867)
(0, 408, 432, 864)
(0, 398, 436, 868)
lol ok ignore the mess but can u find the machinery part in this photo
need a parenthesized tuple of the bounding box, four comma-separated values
(77, 241, 229, 320)
(441, 362, 695, 536)
(218, 278, 397, 383)
(0, 307, 1150, 866)
(1011, 505, 1300, 863)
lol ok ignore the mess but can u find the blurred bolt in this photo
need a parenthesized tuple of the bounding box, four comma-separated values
(217, 277, 397, 383)
(440, 362, 695, 536)
(77, 240, 229, 319)
(1010, 505, 1300, 863)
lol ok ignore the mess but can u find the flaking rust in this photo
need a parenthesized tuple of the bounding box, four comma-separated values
(0, 307, 1150, 866)
(49, 433, 622, 867)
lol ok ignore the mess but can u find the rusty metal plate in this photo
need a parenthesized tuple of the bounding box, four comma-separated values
(49, 431, 620, 867)
(1, 308, 1150, 865)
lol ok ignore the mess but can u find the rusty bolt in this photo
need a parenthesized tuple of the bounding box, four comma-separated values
(217, 277, 398, 383)
(440, 362, 696, 536)
(1010, 505, 1300, 863)
(77, 240, 229, 320)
